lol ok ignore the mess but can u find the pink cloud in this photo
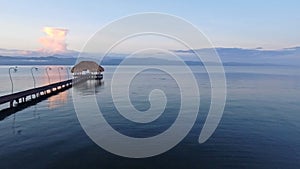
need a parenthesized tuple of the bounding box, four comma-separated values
(39, 27, 69, 54)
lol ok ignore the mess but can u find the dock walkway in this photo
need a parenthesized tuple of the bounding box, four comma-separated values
(0, 75, 91, 110)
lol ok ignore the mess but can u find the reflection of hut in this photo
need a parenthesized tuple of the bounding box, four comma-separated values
(71, 61, 104, 80)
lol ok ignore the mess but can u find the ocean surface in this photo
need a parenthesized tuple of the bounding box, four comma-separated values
(0, 65, 300, 169)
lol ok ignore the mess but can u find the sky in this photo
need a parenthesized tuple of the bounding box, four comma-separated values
(0, 0, 300, 55)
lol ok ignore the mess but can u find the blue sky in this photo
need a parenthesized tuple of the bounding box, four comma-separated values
(0, 0, 300, 53)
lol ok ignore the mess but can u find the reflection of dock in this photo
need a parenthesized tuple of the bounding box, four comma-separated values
(0, 75, 93, 112)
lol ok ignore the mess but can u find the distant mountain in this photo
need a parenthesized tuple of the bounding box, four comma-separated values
(0, 55, 285, 67)
(0, 48, 78, 58)
(0, 55, 76, 65)
(1, 47, 299, 66)
(175, 47, 300, 66)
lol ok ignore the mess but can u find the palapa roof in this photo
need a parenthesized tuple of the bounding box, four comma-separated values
(71, 61, 104, 73)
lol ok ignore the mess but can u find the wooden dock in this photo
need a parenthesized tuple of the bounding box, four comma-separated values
(0, 60, 104, 120)
(0, 75, 95, 110)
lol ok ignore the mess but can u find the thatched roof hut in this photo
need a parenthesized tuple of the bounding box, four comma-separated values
(71, 61, 104, 73)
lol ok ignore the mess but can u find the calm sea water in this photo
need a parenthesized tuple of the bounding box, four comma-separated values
(0, 65, 299, 169)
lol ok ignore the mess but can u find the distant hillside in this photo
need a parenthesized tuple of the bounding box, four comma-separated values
(0, 55, 285, 67)
(0, 56, 76, 65)
(175, 47, 300, 66)
(2, 46, 299, 66)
